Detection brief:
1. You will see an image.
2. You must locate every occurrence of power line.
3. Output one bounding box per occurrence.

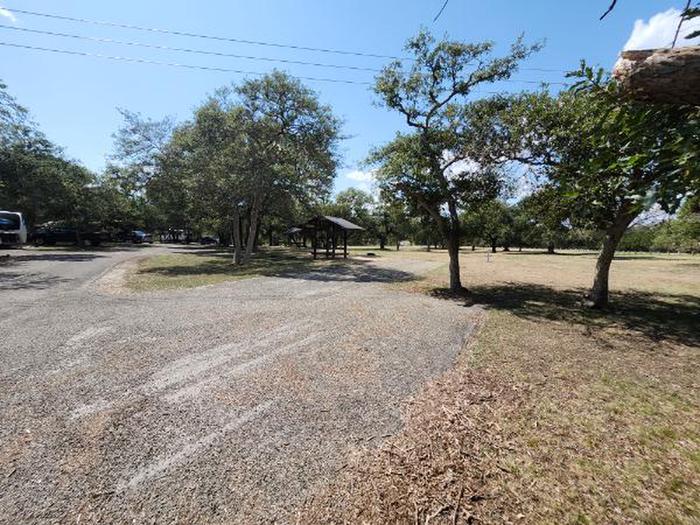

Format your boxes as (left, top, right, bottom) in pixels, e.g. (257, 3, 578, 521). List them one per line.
(0, 24, 384, 73)
(0, 41, 375, 85)
(0, 24, 570, 78)
(433, 0, 450, 22)
(0, 40, 570, 88)
(2, 6, 407, 61)
(0, 6, 572, 75)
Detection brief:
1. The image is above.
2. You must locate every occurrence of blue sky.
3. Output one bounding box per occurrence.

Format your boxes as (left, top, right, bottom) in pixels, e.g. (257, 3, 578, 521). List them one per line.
(1, 0, 696, 195)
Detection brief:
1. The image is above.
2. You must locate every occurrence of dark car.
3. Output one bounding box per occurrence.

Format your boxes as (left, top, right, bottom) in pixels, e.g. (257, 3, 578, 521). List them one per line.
(200, 235, 219, 245)
(132, 230, 154, 244)
(31, 224, 108, 246)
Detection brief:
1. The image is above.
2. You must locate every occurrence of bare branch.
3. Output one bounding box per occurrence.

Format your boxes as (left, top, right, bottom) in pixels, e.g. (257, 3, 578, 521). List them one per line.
(672, 0, 693, 48)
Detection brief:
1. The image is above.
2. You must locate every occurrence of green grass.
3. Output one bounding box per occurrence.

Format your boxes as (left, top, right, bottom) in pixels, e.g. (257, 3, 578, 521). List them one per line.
(125, 247, 326, 291)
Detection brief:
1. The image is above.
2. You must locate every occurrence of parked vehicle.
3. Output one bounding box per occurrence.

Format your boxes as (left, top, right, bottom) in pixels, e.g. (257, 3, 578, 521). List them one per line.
(200, 235, 219, 245)
(31, 223, 108, 246)
(131, 230, 154, 244)
(0, 210, 27, 247)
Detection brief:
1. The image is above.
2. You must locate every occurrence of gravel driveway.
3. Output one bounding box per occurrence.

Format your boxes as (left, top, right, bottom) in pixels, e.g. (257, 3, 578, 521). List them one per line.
(0, 246, 478, 523)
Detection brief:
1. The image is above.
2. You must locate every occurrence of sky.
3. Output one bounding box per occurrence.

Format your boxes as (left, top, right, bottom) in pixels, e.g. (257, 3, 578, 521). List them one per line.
(1, 0, 698, 196)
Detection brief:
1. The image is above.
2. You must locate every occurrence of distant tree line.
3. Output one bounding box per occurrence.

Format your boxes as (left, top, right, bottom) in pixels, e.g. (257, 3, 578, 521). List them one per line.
(320, 187, 699, 255)
(0, 80, 146, 243)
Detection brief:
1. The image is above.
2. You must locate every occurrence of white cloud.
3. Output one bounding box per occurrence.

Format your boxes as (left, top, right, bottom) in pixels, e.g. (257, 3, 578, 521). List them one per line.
(0, 5, 16, 23)
(345, 169, 375, 183)
(624, 8, 700, 50)
(343, 169, 378, 196)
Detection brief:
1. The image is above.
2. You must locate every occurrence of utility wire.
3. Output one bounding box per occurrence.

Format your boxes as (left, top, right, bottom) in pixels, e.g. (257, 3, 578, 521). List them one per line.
(0, 7, 571, 75)
(600, 0, 618, 20)
(433, 0, 450, 22)
(0, 24, 383, 73)
(0, 39, 570, 87)
(0, 24, 570, 75)
(0, 41, 375, 85)
(2, 6, 407, 61)
(1, 6, 572, 74)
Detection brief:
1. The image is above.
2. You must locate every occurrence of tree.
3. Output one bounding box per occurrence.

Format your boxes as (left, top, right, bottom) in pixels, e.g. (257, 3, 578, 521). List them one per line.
(460, 210, 482, 250)
(651, 195, 700, 253)
(232, 71, 341, 262)
(371, 31, 541, 291)
(332, 188, 374, 225)
(476, 200, 512, 253)
(509, 202, 536, 251)
(142, 71, 343, 263)
(0, 79, 99, 232)
(499, 67, 700, 307)
(381, 200, 412, 250)
(107, 108, 176, 232)
(520, 187, 570, 254)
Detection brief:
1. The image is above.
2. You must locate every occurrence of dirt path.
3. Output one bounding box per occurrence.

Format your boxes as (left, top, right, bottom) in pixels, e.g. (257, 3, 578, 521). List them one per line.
(0, 246, 478, 523)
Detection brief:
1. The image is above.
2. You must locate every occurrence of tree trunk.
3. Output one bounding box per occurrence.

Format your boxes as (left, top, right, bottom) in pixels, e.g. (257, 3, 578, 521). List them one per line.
(252, 216, 261, 252)
(447, 228, 462, 292)
(589, 212, 636, 309)
(491, 243, 497, 253)
(446, 200, 463, 292)
(243, 194, 261, 262)
(379, 235, 386, 250)
(232, 207, 243, 265)
(547, 242, 555, 254)
(613, 47, 700, 106)
(396, 238, 400, 251)
(503, 245, 510, 252)
(472, 244, 476, 251)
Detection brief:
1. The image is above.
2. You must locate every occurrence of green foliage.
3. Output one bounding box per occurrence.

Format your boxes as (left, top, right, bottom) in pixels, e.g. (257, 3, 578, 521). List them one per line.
(617, 225, 660, 252)
(370, 31, 540, 287)
(623, 197, 700, 253)
(519, 187, 570, 251)
(115, 71, 343, 251)
(683, 4, 700, 40)
(503, 67, 700, 230)
(474, 200, 513, 250)
(0, 79, 106, 230)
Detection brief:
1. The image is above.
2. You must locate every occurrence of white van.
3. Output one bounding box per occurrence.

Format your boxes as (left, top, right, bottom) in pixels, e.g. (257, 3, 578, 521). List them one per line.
(0, 211, 27, 247)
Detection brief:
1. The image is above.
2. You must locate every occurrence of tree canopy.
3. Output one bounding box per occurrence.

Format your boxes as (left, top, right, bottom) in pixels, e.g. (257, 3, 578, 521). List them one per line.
(487, 66, 700, 306)
(370, 31, 541, 291)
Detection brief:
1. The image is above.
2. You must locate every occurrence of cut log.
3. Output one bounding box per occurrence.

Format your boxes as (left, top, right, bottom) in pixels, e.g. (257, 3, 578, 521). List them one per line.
(613, 46, 700, 106)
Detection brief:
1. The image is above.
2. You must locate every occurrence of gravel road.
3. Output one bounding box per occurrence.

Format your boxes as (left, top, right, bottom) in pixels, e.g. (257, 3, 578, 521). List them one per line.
(0, 246, 478, 523)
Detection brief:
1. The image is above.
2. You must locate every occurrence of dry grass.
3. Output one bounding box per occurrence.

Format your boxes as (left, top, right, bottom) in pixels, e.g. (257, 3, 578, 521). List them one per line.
(301, 248, 700, 524)
(125, 246, 324, 291)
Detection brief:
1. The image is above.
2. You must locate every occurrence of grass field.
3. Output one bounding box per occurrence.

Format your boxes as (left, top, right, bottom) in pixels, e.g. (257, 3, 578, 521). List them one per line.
(302, 247, 700, 524)
(126, 245, 699, 522)
(125, 246, 325, 292)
